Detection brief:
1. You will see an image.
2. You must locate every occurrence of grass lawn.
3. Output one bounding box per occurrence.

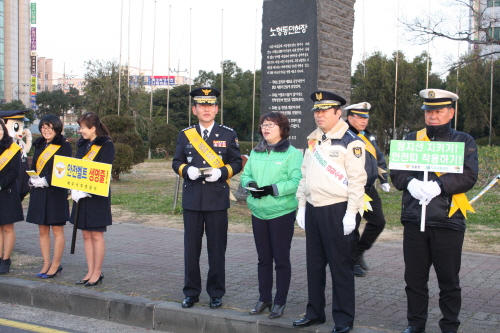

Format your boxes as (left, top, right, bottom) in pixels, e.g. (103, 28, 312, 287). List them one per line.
(111, 159, 500, 254)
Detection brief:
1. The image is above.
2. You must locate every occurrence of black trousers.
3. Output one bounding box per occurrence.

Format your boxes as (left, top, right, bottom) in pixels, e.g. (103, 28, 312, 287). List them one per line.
(183, 209, 228, 299)
(252, 211, 295, 306)
(351, 186, 386, 263)
(403, 222, 464, 332)
(304, 201, 355, 327)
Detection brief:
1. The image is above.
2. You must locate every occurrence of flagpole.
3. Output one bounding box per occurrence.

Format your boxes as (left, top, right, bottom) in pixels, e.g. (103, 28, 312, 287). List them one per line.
(220, 8, 224, 125)
(252, 8, 258, 147)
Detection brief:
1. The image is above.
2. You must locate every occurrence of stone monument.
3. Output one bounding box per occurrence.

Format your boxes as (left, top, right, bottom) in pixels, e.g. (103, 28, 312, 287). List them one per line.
(260, 0, 355, 150)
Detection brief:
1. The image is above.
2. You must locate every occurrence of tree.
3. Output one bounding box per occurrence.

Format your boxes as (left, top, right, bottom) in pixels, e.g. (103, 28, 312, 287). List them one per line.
(101, 115, 147, 180)
(0, 100, 35, 123)
(446, 52, 500, 138)
(35, 89, 70, 118)
(402, 0, 500, 61)
(351, 51, 443, 153)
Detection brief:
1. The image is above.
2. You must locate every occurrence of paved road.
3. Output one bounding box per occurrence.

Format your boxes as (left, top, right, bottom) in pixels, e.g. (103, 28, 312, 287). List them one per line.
(2, 220, 500, 333)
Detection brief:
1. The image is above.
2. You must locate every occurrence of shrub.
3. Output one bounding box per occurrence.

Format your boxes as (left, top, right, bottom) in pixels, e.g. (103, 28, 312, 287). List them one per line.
(111, 143, 134, 180)
(149, 123, 178, 158)
(238, 141, 257, 156)
(476, 136, 500, 146)
(101, 115, 147, 179)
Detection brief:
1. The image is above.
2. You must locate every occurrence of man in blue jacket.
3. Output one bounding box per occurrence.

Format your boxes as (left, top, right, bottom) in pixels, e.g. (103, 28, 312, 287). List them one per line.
(345, 102, 390, 277)
(390, 89, 478, 333)
(172, 87, 242, 310)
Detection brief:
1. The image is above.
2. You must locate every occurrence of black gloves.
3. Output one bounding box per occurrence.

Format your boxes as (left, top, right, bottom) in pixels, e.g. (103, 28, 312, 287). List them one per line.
(250, 185, 274, 199)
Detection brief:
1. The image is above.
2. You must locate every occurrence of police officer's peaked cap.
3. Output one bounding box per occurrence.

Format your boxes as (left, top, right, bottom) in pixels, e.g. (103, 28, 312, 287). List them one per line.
(310, 91, 346, 111)
(190, 87, 221, 105)
(419, 89, 458, 110)
(0, 110, 30, 121)
(345, 102, 371, 118)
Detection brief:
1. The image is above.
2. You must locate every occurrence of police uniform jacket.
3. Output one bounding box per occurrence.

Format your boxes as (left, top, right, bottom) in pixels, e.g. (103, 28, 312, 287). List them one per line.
(347, 123, 388, 188)
(70, 136, 115, 229)
(0, 138, 24, 225)
(390, 123, 478, 231)
(172, 123, 242, 211)
(296, 118, 367, 214)
(26, 136, 72, 225)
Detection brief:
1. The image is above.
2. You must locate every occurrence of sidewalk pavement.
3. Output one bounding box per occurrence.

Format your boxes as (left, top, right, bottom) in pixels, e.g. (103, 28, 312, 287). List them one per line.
(1, 219, 499, 333)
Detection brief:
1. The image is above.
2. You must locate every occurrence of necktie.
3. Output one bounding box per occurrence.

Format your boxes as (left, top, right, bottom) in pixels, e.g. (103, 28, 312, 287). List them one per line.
(203, 129, 209, 141)
(321, 134, 327, 142)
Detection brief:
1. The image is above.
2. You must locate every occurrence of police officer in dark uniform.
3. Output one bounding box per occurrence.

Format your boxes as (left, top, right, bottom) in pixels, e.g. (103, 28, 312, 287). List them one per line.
(390, 89, 478, 333)
(345, 102, 390, 277)
(172, 87, 242, 310)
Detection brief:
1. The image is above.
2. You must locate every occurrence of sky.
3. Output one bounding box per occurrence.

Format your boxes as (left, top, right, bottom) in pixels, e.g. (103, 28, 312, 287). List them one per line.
(35, 0, 469, 80)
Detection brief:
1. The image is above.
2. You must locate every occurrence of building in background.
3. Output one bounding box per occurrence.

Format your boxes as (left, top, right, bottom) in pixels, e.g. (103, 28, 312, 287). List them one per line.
(37, 56, 53, 91)
(1, 0, 31, 106)
(128, 66, 193, 92)
(470, 0, 500, 57)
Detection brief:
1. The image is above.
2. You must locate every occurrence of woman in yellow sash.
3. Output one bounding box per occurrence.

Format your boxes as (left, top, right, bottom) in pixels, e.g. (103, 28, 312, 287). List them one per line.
(70, 112, 115, 287)
(26, 115, 72, 278)
(0, 119, 24, 275)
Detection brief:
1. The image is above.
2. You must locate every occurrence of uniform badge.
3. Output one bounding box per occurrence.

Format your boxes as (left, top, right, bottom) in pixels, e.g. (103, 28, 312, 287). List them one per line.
(428, 90, 435, 99)
(213, 140, 226, 148)
(187, 157, 193, 163)
(215, 133, 219, 137)
(235, 138, 240, 147)
(353, 147, 362, 158)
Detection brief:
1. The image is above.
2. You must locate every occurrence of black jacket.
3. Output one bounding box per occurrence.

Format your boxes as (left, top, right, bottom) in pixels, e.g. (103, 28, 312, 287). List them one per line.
(390, 122, 478, 231)
(172, 123, 242, 211)
(70, 136, 115, 229)
(347, 123, 388, 188)
(26, 135, 72, 225)
(0, 138, 24, 224)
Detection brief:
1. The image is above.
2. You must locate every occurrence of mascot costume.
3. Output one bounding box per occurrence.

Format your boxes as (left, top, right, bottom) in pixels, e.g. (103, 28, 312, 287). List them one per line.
(0, 110, 32, 200)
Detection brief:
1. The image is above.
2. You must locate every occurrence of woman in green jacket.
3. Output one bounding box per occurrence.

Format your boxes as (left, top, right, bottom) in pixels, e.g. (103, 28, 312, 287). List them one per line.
(240, 112, 303, 319)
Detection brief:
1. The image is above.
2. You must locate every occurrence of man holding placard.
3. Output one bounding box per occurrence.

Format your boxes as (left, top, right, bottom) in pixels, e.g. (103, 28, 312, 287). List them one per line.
(172, 87, 242, 310)
(390, 89, 478, 333)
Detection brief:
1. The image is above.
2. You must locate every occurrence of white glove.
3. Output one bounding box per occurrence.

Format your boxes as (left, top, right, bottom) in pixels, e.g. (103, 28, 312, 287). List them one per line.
(296, 207, 306, 230)
(342, 211, 357, 236)
(381, 183, 391, 192)
(419, 180, 442, 205)
(30, 177, 48, 188)
(407, 179, 426, 201)
(71, 190, 92, 203)
(38, 177, 49, 187)
(187, 167, 200, 180)
(205, 168, 222, 182)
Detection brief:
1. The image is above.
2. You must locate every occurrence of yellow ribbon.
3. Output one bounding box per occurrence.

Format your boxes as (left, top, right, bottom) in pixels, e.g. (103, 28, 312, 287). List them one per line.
(36, 144, 61, 174)
(0, 144, 21, 172)
(416, 129, 475, 218)
(357, 133, 377, 160)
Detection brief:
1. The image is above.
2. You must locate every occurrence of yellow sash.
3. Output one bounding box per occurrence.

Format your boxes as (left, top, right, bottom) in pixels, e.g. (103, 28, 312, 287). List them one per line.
(0, 144, 21, 172)
(357, 133, 377, 160)
(36, 144, 61, 174)
(416, 128, 475, 218)
(184, 127, 234, 182)
(83, 145, 102, 161)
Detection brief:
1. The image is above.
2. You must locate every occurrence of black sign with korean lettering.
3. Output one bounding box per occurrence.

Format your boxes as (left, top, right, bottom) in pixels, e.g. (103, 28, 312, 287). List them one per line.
(261, 0, 318, 151)
(30, 56, 37, 74)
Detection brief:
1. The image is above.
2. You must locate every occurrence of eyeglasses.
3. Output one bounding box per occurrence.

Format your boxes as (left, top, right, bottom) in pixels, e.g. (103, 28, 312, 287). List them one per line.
(260, 123, 277, 129)
(41, 126, 54, 132)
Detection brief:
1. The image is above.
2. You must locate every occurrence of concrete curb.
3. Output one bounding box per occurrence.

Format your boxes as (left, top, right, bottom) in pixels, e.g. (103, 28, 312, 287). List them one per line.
(0, 277, 393, 333)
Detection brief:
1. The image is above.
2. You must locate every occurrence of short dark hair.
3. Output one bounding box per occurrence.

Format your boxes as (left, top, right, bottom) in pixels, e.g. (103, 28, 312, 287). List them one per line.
(39, 114, 63, 137)
(78, 112, 111, 138)
(259, 112, 291, 140)
(0, 119, 9, 140)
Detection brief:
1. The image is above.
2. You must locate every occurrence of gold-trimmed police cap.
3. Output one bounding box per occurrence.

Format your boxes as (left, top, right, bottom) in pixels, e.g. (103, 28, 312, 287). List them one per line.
(190, 87, 221, 105)
(310, 91, 346, 111)
(0, 110, 30, 121)
(345, 102, 371, 118)
(419, 89, 458, 110)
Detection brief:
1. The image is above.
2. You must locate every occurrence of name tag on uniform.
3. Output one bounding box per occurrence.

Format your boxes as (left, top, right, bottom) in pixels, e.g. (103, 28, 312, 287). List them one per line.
(213, 141, 226, 148)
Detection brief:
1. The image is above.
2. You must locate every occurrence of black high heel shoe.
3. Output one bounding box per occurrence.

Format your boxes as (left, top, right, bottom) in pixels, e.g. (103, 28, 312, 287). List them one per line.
(41, 265, 62, 279)
(269, 304, 286, 319)
(75, 278, 89, 285)
(249, 301, 272, 315)
(84, 273, 104, 287)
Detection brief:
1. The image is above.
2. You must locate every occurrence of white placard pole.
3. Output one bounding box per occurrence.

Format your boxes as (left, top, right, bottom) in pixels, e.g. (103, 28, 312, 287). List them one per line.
(420, 171, 428, 232)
